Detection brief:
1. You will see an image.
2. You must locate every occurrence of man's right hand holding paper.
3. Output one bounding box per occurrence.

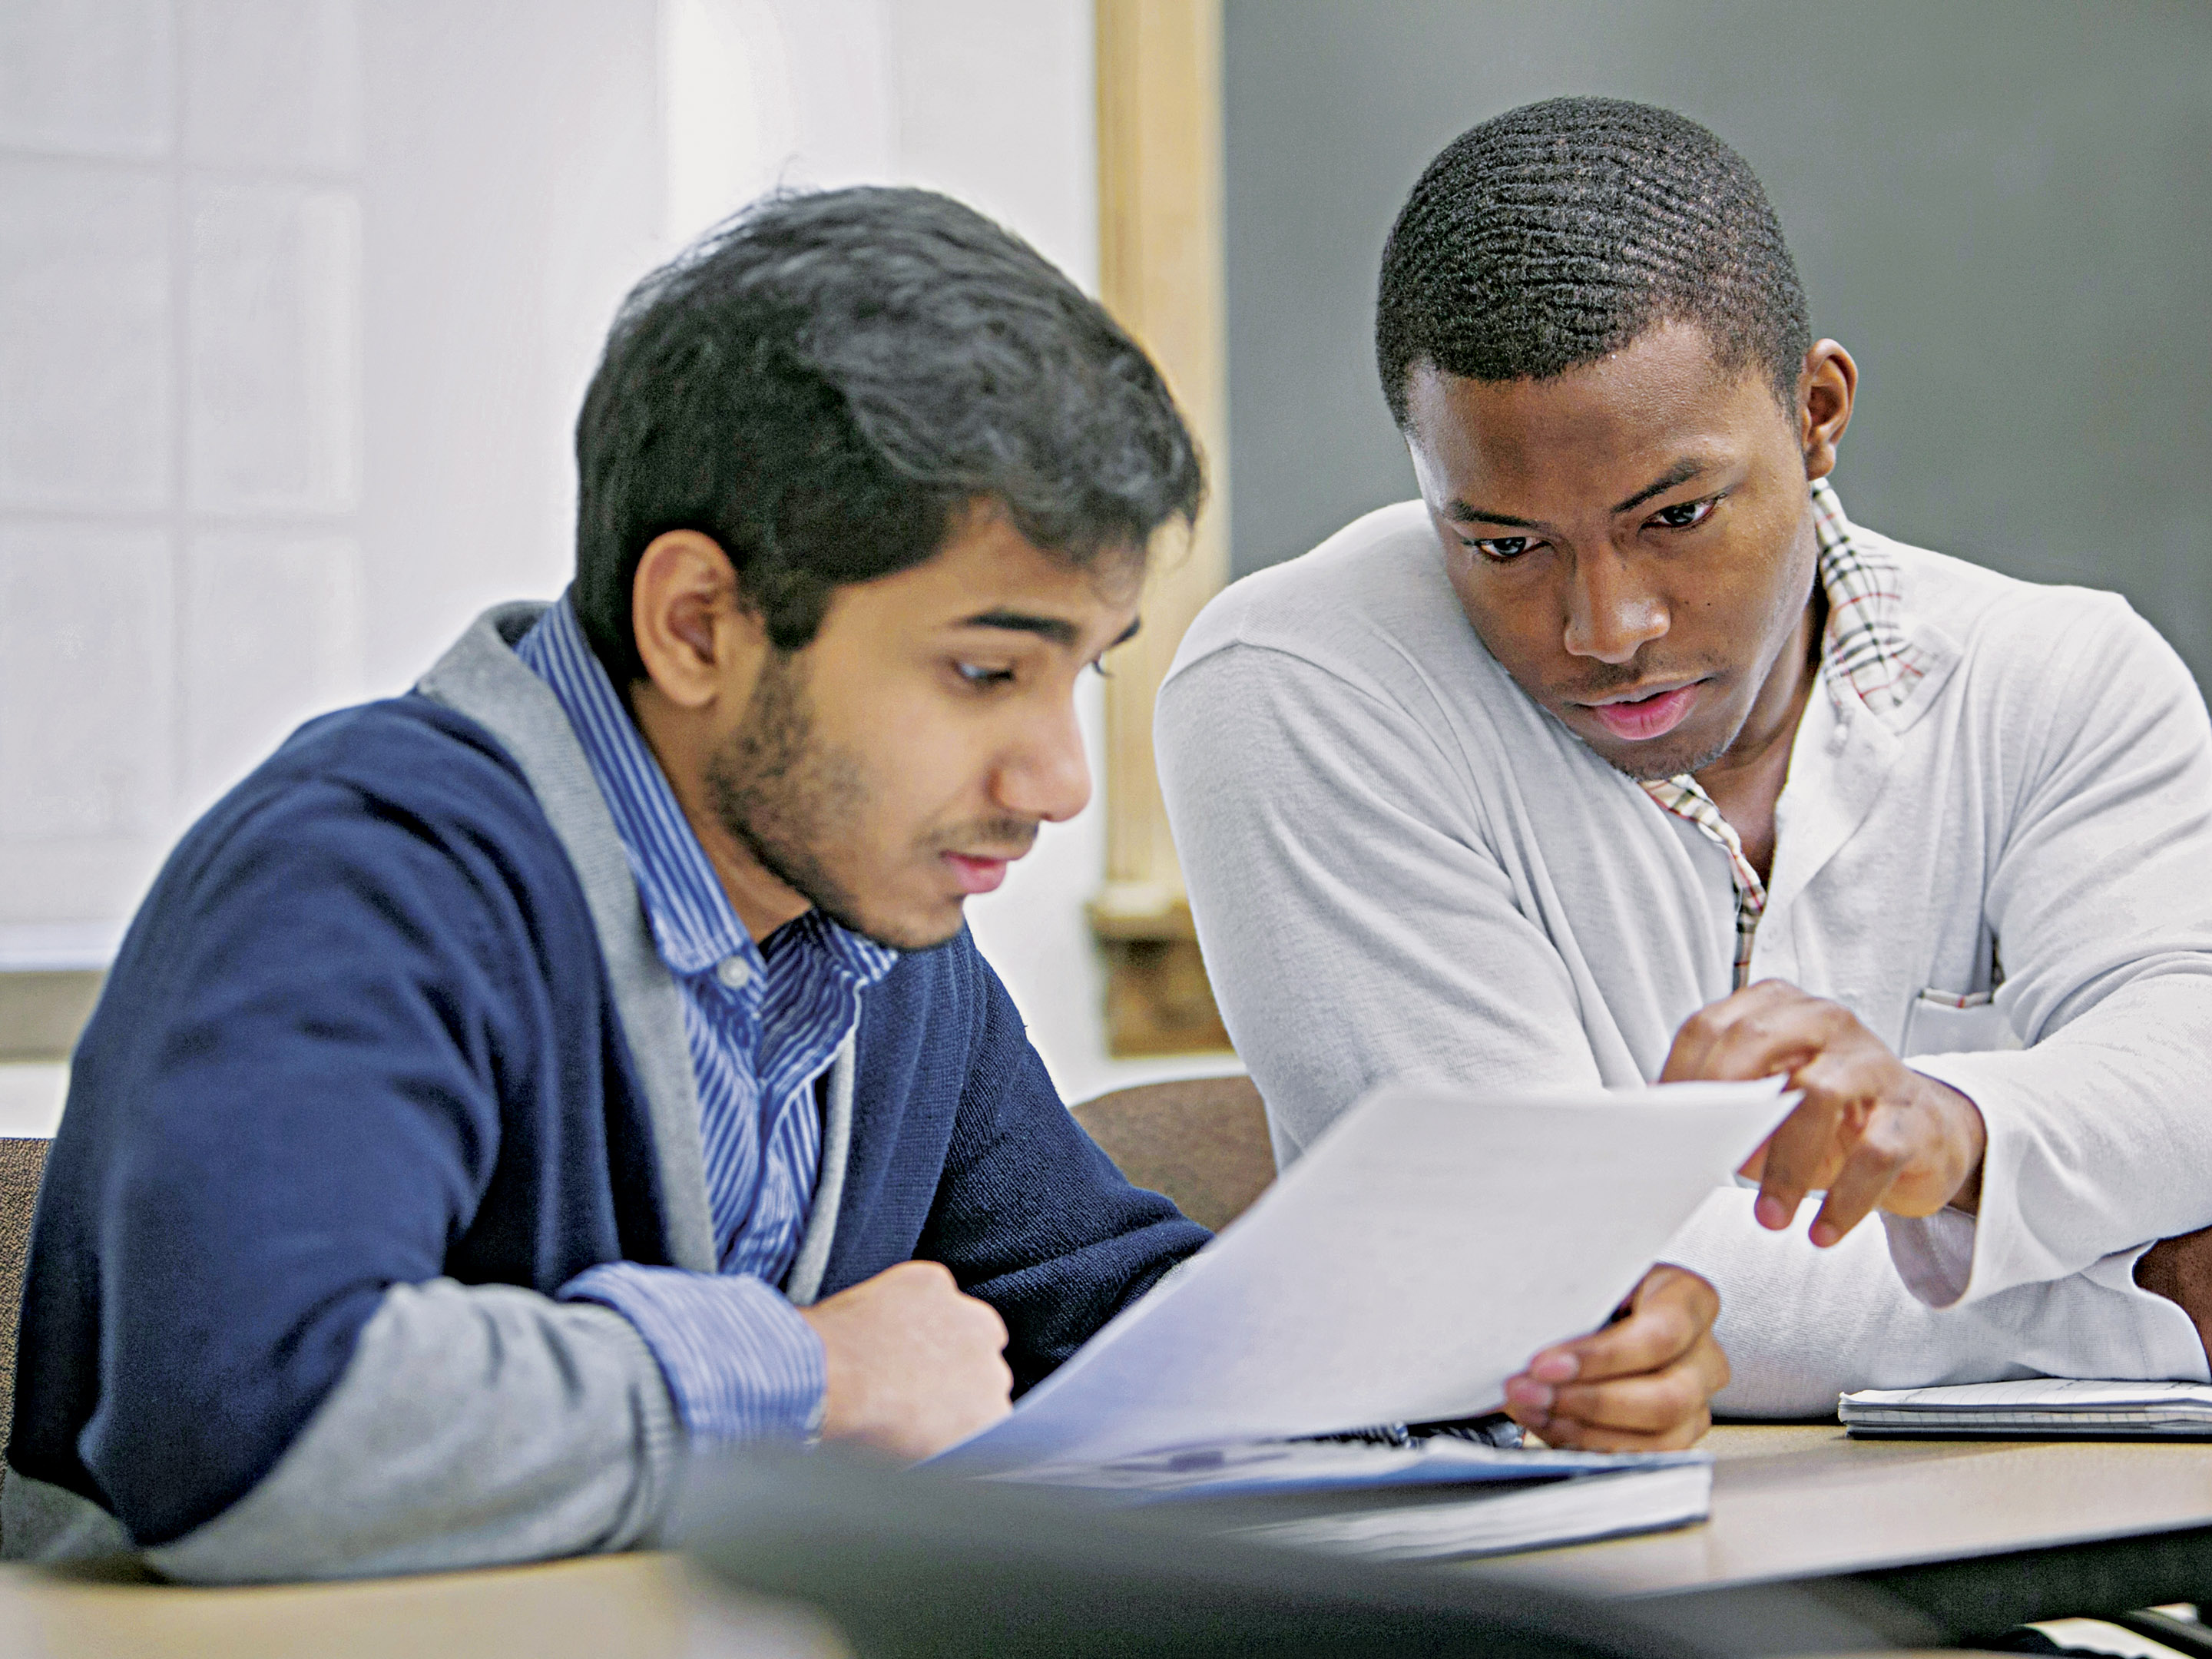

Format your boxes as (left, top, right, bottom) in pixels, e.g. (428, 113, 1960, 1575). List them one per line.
(1503, 1264, 1730, 1451)
(1501, 978, 1985, 1453)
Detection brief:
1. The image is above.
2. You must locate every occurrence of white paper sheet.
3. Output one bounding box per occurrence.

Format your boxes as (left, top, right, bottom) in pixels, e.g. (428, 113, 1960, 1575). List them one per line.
(939, 1078, 1794, 1473)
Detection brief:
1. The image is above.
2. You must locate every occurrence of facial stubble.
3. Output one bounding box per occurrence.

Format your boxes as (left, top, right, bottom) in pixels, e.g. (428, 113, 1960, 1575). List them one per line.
(704, 648, 885, 944)
(704, 651, 1037, 952)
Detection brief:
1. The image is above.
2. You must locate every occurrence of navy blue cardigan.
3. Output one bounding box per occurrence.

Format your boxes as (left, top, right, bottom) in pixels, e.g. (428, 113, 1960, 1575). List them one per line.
(9, 695, 1206, 1545)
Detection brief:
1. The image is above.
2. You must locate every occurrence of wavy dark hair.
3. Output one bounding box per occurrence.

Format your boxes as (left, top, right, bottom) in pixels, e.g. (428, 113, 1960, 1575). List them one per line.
(575, 187, 1204, 677)
(1376, 97, 1811, 424)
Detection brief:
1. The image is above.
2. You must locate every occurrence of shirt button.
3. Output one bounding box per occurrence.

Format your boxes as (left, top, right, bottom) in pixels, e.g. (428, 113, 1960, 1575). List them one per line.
(715, 956, 752, 991)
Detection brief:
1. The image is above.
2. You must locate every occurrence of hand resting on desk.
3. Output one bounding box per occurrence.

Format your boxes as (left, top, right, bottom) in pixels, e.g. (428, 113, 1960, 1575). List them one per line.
(799, 1260, 1014, 1460)
(2137, 1225, 2212, 1366)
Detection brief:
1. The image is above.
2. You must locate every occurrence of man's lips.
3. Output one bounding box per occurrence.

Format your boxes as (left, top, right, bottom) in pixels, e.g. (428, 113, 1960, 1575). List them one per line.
(942, 852, 1015, 895)
(1575, 680, 1704, 742)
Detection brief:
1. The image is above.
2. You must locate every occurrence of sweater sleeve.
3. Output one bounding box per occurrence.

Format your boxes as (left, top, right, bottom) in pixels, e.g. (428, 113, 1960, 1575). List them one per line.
(141, 1285, 683, 1582)
(1888, 597, 2212, 1304)
(919, 941, 1210, 1392)
(51, 753, 684, 1573)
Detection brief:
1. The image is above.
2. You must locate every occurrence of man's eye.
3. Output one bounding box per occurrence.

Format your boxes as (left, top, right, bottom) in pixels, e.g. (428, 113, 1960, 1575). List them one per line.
(1467, 536, 1532, 562)
(955, 662, 1016, 687)
(1651, 498, 1717, 530)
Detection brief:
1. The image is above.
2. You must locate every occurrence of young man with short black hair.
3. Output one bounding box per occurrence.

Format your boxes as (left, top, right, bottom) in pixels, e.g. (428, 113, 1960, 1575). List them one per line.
(1162, 98, 2212, 1444)
(5, 187, 1217, 1580)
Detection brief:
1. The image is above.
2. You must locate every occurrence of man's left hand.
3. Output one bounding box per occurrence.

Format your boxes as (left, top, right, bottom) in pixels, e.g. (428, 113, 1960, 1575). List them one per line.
(1502, 1264, 1728, 1451)
(1663, 980, 1986, 1248)
(2136, 1224, 2212, 1365)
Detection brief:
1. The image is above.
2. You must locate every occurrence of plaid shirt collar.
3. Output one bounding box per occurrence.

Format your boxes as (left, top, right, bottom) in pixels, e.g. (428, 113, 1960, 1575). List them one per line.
(1806, 477, 1926, 717)
(1639, 480, 1928, 987)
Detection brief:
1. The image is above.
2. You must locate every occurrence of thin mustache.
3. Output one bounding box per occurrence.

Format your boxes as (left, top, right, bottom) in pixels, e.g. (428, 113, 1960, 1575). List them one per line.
(1567, 667, 1706, 704)
(933, 820, 1038, 859)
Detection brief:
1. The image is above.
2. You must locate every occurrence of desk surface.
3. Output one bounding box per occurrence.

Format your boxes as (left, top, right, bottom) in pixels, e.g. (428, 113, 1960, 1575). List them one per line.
(9, 1426, 2212, 1655)
(0, 1551, 846, 1659)
(1489, 1422, 2212, 1600)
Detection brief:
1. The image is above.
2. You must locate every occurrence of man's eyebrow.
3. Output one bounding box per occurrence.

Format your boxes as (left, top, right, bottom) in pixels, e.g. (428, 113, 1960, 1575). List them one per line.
(1611, 459, 1709, 516)
(1442, 460, 1716, 528)
(954, 609, 1081, 647)
(1442, 498, 1540, 529)
(1108, 616, 1141, 650)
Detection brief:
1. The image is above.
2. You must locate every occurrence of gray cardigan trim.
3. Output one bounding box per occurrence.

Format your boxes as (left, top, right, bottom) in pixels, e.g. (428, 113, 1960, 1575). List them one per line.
(415, 601, 717, 1273)
(137, 1290, 684, 1582)
(784, 1029, 856, 1307)
(3, 1267, 690, 1581)
(1, 1469, 133, 1564)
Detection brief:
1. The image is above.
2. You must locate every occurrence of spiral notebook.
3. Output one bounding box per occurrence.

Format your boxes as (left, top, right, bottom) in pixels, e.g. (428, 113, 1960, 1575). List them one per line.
(1840, 1379, 2212, 1438)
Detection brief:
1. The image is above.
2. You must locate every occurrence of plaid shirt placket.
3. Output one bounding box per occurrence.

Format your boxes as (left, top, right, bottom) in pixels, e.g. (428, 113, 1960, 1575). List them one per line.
(1638, 481, 1926, 990)
(1638, 776, 1767, 989)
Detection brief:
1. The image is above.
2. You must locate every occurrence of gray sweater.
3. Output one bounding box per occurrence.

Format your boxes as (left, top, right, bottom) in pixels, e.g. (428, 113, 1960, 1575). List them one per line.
(1160, 497, 2212, 1414)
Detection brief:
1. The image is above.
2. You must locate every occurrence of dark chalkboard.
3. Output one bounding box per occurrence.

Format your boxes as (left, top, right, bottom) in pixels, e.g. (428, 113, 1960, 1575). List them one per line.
(1224, 0, 2212, 683)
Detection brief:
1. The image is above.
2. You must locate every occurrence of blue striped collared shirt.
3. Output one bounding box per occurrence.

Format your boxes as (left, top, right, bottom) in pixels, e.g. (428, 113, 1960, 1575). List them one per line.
(515, 595, 896, 1444)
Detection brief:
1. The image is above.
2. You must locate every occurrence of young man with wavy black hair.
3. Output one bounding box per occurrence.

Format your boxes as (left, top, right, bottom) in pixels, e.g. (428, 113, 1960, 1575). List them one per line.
(5, 188, 1214, 1581)
(1163, 98, 2212, 1444)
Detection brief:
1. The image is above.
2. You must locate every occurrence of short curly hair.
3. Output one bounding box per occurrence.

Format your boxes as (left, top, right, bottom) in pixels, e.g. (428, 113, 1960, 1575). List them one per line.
(1376, 97, 1811, 425)
(574, 187, 1204, 678)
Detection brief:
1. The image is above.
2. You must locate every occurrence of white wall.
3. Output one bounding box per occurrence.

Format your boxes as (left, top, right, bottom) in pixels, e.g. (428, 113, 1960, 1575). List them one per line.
(2, 0, 359, 966)
(661, 0, 1242, 1104)
(0, 0, 1239, 1113)
(0, 0, 663, 970)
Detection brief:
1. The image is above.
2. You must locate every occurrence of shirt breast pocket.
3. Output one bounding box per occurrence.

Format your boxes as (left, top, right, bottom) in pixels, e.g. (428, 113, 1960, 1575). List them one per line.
(1899, 989, 2023, 1059)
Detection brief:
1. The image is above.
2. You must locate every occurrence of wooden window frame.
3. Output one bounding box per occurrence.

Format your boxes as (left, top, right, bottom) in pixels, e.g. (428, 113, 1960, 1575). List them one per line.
(1088, 0, 1234, 1055)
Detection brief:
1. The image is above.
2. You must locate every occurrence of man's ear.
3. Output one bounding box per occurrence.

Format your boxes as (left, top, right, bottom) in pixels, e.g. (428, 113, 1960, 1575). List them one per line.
(630, 530, 764, 711)
(1798, 339, 1857, 482)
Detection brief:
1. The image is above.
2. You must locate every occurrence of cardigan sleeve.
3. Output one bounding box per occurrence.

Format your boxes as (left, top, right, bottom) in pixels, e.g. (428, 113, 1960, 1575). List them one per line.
(917, 941, 1210, 1392)
(31, 733, 687, 1576)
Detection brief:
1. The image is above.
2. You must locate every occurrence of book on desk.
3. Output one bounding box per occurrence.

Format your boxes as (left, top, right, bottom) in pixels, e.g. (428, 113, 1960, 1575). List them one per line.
(983, 1432, 1714, 1561)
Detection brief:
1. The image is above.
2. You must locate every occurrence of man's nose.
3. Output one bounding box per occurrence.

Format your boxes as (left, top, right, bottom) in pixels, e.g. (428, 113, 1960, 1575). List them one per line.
(996, 699, 1094, 825)
(1562, 548, 1667, 664)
